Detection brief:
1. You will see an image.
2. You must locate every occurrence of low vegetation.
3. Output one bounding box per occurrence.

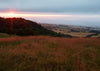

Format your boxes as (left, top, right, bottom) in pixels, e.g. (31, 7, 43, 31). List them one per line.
(0, 17, 72, 37)
(0, 33, 16, 38)
(0, 36, 100, 71)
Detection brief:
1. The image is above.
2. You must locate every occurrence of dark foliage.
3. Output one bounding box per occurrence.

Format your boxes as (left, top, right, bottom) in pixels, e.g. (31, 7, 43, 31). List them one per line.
(0, 17, 72, 37)
(89, 30, 100, 34)
(86, 30, 100, 37)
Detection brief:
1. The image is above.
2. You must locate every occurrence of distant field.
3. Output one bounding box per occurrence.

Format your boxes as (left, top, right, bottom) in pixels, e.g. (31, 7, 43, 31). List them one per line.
(53, 29, 94, 37)
(0, 36, 100, 71)
(91, 34, 100, 38)
(41, 24, 100, 37)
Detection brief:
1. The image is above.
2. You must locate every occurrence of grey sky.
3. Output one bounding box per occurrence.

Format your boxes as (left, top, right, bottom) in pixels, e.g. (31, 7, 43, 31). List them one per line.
(0, 0, 100, 12)
(0, 0, 100, 27)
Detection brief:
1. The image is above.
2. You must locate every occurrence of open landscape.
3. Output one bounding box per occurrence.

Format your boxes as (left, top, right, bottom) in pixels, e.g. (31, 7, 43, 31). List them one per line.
(0, 17, 100, 71)
(0, 0, 100, 71)
(41, 24, 100, 38)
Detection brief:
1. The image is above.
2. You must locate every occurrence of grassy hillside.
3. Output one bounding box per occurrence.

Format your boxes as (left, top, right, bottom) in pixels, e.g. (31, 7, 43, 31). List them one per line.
(0, 17, 72, 37)
(0, 36, 100, 71)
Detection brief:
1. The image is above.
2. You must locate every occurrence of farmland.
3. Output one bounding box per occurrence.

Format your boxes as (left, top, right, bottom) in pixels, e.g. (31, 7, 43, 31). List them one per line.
(41, 24, 100, 38)
(0, 36, 100, 71)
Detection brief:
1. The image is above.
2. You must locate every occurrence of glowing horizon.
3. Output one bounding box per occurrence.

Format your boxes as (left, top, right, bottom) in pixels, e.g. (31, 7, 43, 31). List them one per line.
(0, 12, 70, 18)
(1, 12, 100, 18)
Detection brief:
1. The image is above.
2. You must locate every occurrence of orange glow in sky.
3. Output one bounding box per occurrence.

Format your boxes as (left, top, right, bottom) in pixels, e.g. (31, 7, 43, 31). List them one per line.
(0, 12, 100, 18)
(0, 12, 72, 18)
(9, 12, 15, 17)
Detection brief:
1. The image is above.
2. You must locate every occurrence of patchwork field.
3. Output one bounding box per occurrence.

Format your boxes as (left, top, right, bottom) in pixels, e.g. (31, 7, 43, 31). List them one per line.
(0, 36, 100, 71)
(52, 29, 94, 38)
(41, 24, 100, 38)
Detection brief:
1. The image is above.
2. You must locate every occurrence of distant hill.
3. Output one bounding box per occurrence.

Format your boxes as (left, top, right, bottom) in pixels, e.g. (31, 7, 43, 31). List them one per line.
(0, 17, 72, 37)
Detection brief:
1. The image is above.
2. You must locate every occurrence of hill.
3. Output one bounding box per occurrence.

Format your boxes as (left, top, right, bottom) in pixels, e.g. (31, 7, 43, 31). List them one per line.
(0, 36, 100, 71)
(0, 17, 72, 37)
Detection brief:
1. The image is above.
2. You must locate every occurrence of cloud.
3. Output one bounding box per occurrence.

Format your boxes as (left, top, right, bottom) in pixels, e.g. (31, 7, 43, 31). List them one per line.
(0, 0, 100, 12)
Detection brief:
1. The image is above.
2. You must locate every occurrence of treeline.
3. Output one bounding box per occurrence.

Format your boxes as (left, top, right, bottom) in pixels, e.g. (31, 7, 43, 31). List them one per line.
(0, 17, 72, 37)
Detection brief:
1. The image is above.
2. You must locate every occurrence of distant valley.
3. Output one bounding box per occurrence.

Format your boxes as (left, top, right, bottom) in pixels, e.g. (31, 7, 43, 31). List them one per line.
(40, 23, 100, 38)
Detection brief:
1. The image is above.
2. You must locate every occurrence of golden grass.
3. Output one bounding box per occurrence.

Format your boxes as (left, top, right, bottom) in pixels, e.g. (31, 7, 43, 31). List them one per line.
(0, 36, 100, 71)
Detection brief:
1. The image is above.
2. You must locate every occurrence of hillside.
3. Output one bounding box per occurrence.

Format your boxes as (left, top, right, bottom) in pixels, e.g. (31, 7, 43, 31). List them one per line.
(0, 17, 72, 37)
(0, 36, 100, 71)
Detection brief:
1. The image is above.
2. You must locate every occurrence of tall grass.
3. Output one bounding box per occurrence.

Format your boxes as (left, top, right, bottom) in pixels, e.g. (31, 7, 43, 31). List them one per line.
(0, 36, 100, 71)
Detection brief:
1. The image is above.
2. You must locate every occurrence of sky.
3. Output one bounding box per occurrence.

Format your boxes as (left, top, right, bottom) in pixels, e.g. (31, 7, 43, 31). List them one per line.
(0, 0, 100, 27)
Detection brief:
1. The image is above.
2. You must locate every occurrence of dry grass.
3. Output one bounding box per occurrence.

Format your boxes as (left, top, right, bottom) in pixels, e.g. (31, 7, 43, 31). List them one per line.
(0, 36, 100, 71)
(53, 29, 94, 37)
(66, 32, 94, 37)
